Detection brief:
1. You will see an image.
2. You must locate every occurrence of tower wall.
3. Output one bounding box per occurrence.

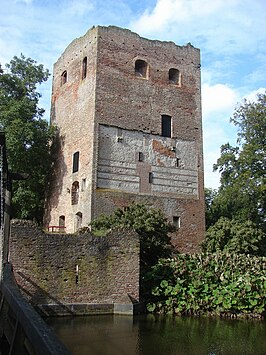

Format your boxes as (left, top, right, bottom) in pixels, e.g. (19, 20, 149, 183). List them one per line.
(44, 27, 98, 231)
(45, 26, 205, 252)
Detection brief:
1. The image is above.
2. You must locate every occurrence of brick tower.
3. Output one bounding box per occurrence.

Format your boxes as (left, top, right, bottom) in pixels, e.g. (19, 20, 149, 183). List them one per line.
(45, 26, 205, 252)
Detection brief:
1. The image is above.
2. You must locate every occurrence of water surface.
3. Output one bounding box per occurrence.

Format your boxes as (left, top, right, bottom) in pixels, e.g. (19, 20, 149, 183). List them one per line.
(47, 314, 266, 355)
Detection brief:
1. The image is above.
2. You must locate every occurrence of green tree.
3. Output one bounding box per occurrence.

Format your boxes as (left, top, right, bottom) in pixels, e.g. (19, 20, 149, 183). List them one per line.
(202, 217, 265, 255)
(0, 54, 54, 222)
(213, 92, 266, 231)
(205, 187, 219, 229)
(91, 203, 174, 266)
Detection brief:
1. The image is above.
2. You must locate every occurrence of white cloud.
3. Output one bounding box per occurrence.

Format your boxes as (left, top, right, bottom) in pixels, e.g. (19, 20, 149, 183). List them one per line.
(130, 0, 266, 56)
(201, 82, 240, 188)
(244, 87, 266, 103)
(131, 0, 224, 33)
(202, 83, 239, 118)
(202, 85, 266, 188)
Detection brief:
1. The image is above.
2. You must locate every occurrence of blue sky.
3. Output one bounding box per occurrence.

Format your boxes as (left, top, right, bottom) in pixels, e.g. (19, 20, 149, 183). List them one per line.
(1, 0, 265, 189)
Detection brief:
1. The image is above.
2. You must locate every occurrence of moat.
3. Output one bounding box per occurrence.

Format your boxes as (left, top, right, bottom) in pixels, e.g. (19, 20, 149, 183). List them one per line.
(46, 314, 266, 354)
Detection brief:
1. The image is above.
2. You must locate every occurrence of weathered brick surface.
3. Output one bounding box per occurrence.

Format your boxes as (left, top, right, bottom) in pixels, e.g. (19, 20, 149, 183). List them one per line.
(44, 25, 205, 253)
(9, 220, 140, 306)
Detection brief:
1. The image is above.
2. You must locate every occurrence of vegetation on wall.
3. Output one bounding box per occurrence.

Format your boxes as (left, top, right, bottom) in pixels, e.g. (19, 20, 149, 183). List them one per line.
(90, 203, 175, 295)
(0, 55, 55, 222)
(91, 203, 174, 265)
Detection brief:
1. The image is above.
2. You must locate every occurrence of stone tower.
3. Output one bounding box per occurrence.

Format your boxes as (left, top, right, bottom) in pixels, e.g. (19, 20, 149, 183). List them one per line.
(45, 25, 205, 252)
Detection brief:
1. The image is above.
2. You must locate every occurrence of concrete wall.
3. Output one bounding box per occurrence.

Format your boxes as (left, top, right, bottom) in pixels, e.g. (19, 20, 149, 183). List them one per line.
(9, 220, 140, 314)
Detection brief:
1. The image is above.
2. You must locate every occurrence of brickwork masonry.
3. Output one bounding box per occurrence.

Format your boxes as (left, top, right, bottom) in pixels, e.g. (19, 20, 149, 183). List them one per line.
(9, 220, 140, 316)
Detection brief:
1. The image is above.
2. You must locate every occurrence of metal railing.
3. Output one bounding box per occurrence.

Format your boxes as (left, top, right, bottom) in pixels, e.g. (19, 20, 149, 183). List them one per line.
(47, 226, 66, 233)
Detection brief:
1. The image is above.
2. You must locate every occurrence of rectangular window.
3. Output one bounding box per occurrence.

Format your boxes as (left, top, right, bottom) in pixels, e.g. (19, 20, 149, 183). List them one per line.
(117, 127, 123, 142)
(138, 152, 144, 162)
(81, 178, 86, 191)
(73, 151, 79, 173)
(161, 115, 172, 137)
(149, 172, 153, 183)
(82, 57, 87, 79)
(173, 216, 180, 229)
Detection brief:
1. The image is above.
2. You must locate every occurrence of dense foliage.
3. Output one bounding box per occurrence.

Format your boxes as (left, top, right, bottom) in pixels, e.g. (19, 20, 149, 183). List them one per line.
(213, 93, 265, 230)
(91, 203, 174, 268)
(147, 253, 266, 317)
(0, 55, 54, 222)
(202, 217, 265, 255)
(205, 93, 266, 254)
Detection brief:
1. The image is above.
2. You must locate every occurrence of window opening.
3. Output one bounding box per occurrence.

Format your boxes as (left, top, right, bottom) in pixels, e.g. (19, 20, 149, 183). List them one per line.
(169, 68, 180, 85)
(61, 70, 67, 85)
(173, 216, 180, 230)
(149, 172, 153, 184)
(161, 115, 172, 138)
(117, 127, 123, 142)
(71, 181, 79, 205)
(81, 178, 86, 191)
(59, 215, 65, 228)
(138, 152, 144, 162)
(82, 57, 87, 79)
(73, 151, 79, 173)
(75, 212, 82, 231)
(135, 59, 148, 78)
(176, 158, 180, 167)
(75, 264, 79, 284)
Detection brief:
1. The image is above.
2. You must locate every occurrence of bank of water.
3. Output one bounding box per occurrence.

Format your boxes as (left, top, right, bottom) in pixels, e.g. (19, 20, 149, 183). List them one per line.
(46, 314, 266, 354)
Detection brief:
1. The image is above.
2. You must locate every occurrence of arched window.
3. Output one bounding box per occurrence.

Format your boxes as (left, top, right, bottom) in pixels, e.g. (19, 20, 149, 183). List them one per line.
(169, 68, 180, 85)
(135, 59, 148, 78)
(82, 57, 87, 79)
(61, 70, 67, 85)
(75, 212, 82, 231)
(59, 215, 65, 227)
(71, 181, 79, 205)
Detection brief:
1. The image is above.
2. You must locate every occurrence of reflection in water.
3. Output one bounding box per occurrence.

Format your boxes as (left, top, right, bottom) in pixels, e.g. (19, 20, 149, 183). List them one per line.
(46, 314, 266, 355)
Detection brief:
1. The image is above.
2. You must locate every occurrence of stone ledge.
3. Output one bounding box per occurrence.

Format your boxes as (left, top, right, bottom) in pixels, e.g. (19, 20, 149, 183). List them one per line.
(38, 302, 145, 317)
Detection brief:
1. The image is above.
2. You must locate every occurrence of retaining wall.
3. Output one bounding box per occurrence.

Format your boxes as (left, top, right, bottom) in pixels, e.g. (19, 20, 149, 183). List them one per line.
(9, 220, 140, 315)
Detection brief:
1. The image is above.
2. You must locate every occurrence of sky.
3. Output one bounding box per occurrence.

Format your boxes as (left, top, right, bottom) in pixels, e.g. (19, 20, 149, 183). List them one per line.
(1, 0, 265, 189)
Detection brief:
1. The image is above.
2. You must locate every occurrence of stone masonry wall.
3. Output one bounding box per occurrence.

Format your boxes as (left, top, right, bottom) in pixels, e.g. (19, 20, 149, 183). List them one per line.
(9, 220, 140, 310)
(98, 124, 199, 197)
(44, 26, 99, 230)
